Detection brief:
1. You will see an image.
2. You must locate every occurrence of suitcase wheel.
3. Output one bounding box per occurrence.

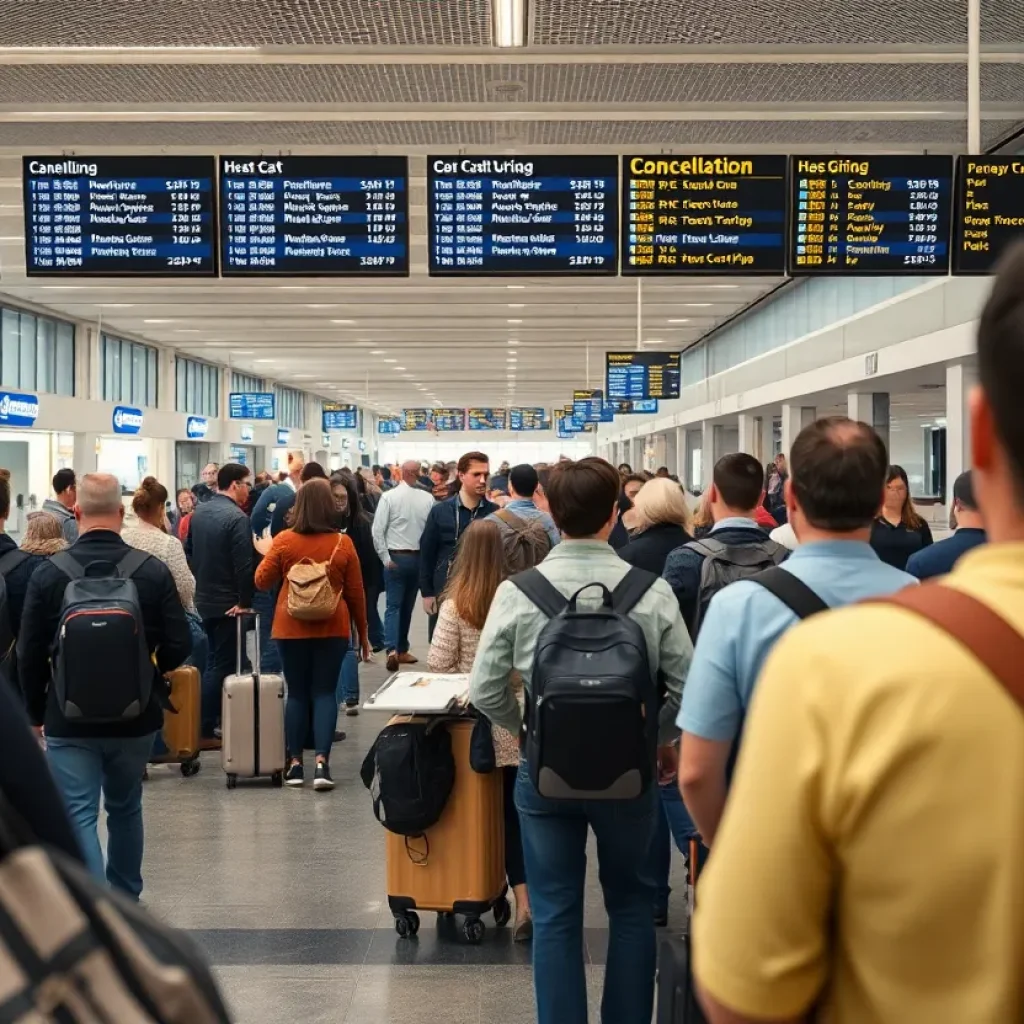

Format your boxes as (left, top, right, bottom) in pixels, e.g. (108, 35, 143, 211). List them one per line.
(493, 898, 511, 928)
(463, 918, 485, 944)
(180, 757, 201, 778)
(271, 771, 284, 788)
(394, 911, 419, 939)
(226, 774, 238, 790)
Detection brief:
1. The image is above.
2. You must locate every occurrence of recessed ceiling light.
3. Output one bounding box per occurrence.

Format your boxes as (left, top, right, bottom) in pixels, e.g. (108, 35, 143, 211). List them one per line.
(102, 303, 134, 308)
(383, 359, 397, 364)
(279, 286, 311, 290)
(231, 350, 254, 355)
(667, 318, 691, 324)
(395, 366, 406, 371)
(645, 338, 665, 344)
(507, 319, 522, 324)
(331, 319, 356, 325)
(306, 304, 337, 309)
(508, 303, 525, 309)
(255, 359, 275, 364)
(684, 303, 712, 308)
(402, 374, 415, 379)
(175, 329, 200, 334)
(507, 357, 517, 363)
(370, 350, 386, 355)
(143, 319, 173, 324)
(507, 284, 525, 289)
(508, 348, 517, 354)
(292, 374, 315, 379)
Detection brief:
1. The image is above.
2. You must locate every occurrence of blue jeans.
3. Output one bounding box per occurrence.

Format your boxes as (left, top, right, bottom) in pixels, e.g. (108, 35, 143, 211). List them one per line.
(515, 762, 658, 1024)
(650, 782, 699, 916)
(337, 635, 359, 707)
(366, 584, 385, 650)
(383, 552, 419, 655)
(46, 733, 157, 900)
(251, 588, 282, 673)
(278, 637, 347, 759)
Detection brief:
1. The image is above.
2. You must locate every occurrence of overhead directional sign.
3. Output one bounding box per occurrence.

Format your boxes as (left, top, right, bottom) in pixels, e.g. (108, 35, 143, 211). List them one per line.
(606, 351, 681, 401)
(573, 389, 604, 423)
(229, 392, 275, 420)
(468, 408, 506, 430)
(322, 402, 358, 430)
(509, 408, 548, 430)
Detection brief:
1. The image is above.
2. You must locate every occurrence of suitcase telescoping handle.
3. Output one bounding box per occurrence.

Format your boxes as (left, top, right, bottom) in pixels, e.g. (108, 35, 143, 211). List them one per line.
(234, 609, 260, 682)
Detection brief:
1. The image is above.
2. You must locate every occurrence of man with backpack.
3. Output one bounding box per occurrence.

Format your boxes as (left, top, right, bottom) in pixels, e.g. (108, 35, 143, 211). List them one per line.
(469, 457, 691, 1024)
(488, 463, 559, 574)
(18, 473, 192, 900)
(663, 452, 788, 638)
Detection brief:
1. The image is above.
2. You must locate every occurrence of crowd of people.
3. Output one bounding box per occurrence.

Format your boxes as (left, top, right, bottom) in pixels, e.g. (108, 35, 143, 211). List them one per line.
(1, 251, 1022, 1024)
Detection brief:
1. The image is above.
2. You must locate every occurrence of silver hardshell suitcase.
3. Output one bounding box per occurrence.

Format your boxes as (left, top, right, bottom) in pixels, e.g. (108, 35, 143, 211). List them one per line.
(222, 611, 286, 788)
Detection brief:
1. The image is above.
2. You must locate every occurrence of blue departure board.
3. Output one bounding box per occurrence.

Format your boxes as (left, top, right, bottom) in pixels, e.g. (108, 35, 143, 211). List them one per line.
(573, 389, 604, 423)
(428, 155, 619, 275)
(468, 408, 506, 430)
(606, 352, 681, 401)
(23, 156, 216, 276)
(322, 403, 358, 430)
(607, 399, 659, 415)
(622, 155, 788, 275)
(378, 417, 402, 434)
(402, 410, 431, 431)
(789, 155, 953, 274)
(229, 392, 275, 420)
(219, 156, 409, 276)
(557, 413, 583, 436)
(434, 408, 466, 431)
(509, 407, 548, 431)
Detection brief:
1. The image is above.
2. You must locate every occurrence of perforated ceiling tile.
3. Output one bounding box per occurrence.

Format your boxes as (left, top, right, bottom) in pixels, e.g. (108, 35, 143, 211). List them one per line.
(531, 0, 1019, 46)
(0, 0, 493, 47)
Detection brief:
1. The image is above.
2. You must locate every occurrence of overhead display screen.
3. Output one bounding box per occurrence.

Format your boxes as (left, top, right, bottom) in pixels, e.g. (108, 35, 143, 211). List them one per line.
(606, 351, 681, 401)
(402, 409, 431, 431)
(468, 408, 506, 430)
(219, 156, 408, 276)
(573, 389, 604, 423)
(622, 155, 788, 275)
(509, 407, 548, 431)
(789, 155, 953, 275)
(557, 413, 582, 435)
(953, 157, 1024, 275)
(229, 392, 275, 420)
(23, 155, 216, 276)
(606, 399, 659, 415)
(428, 155, 619, 275)
(434, 408, 466, 431)
(378, 417, 402, 434)
(322, 402, 358, 430)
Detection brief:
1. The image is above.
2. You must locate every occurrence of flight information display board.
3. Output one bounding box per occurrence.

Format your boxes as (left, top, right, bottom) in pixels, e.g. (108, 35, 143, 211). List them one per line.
(557, 414, 582, 435)
(573, 389, 604, 423)
(953, 157, 1024, 275)
(605, 398, 659, 415)
(322, 402, 358, 430)
(229, 392, 275, 420)
(219, 156, 408, 276)
(378, 417, 402, 434)
(428, 155, 619, 275)
(789, 155, 953, 275)
(622, 155, 788, 275)
(606, 351, 681, 401)
(23, 155, 217, 276)
(468, 408, 506, 430)
(509, 407, 548, 431)
(433, 408, 466, 431)
(402, 409, 431, 431)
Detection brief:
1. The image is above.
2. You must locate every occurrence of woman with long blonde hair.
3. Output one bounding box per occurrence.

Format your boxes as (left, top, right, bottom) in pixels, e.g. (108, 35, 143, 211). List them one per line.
(619, 477, 693, 576)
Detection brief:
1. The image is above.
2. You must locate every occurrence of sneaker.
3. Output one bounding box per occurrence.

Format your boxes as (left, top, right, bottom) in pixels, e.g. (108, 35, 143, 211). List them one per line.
(313, 762, 335, 791)
(333, 730, 347, 743)
(345, 701, 359, 717)
(372, 644, 385, 654)
(397, 652, 419, 665)
(386, 649, 399, 672)
(285, 762, 304, 787)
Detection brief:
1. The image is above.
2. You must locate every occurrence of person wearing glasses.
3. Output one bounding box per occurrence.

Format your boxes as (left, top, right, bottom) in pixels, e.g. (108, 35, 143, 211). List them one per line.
(185, 462, 255, 747)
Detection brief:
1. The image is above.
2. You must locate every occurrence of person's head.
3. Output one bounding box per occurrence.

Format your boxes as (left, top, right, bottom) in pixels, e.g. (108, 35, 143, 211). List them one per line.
(457, 452, 490, 501)
(53, 468, 76, 509)
(132, 476, 170, 530)
(442, 519, 506, 630)
(631, 477, 692, 534)
(201, 463, 218, 487)
(655, 466, 670, 478)
(75, 473, 125, 533)
(286, 450, 305, 483)
(299, 461, 328, 486)
(21, 511, 67, 555)
(291, 478, 337, 535)
(381, 465, 393, 484)
(498, 461, 511, 476)
(217, 463, 251, 507)
(622, 473, 647, 505)
(330, 471, 363, 525)
(535, 467, 552, 513)
(708, 453, 764, 521)
(950, 470, 985, 530)
(774, 453, 788, 475)
(882, 465, 925, 529)
(785, 417, 889, 541)
(617, 463, 632, 477)
(175, 487, 194, 515)
(429, 464, 446, 486)
(398, 459, 420, 485)
(546, 457, 621, 540)
(0, 468, 9, 523)
(508, 464, 539, 501)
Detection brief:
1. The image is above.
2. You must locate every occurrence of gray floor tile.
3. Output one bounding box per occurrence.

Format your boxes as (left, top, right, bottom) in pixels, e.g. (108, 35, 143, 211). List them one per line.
(345, 966, 480, 1024)
(215, 966, 361, 1024)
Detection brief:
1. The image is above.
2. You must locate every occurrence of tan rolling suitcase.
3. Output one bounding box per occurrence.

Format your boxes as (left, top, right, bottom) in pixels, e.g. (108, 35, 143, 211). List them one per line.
(151, 665, 202, 778)
(385, 717, 509, 942)
(221, 612, 286, 789)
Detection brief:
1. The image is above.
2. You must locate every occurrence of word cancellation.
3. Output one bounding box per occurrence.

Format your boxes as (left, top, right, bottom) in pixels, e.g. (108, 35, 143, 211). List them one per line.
(954, 158, 1024, 274)
(219, 156, 409, 275)
(790, 156, 953, 274)
(623, 156, 787, 274)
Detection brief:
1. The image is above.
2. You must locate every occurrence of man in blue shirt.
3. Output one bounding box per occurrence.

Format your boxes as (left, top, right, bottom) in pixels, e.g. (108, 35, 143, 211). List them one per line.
(678, 417, 916, 845)
(489, 463, 561, 547)
(907, 470, 987, 580)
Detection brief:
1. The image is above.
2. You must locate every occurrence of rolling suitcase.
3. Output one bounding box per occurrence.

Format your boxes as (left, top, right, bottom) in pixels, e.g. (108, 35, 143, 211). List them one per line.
(385, 717, 510, 943)
(657, 837, 708, 1023)
(151, 665, 202, 777)
(221, 612, 286, 789)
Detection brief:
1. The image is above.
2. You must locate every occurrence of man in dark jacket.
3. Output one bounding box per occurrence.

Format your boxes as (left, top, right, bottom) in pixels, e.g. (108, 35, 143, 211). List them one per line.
(19, 473, 191, 899)
(419, 451, 497, 641)
(186, 462, 255, 742)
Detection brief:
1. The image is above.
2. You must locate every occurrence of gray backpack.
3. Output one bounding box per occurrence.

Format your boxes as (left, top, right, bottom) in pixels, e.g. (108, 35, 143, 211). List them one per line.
(686, 537, 788, 636)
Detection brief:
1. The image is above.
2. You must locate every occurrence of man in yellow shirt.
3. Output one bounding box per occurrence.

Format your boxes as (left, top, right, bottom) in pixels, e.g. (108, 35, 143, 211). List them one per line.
(692, 245, 1024, 1024)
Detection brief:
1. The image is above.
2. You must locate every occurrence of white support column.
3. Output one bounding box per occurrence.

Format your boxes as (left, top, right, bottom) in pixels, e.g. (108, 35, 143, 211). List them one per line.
(758, 414, 775, 464)
(73, 432, 101, 475)
(158, 347, 176, 412)
(848, 391, 891, 452)
(737, 413, 755, 457)
(675, 425, 686, 479)
(946, 362, 979, 503)
(780, 404, 815, 463)
(701, 420, 716, 488)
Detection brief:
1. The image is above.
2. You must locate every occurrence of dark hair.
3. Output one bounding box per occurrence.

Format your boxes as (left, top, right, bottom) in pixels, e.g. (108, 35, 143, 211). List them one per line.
(0, 468, 10, 519)
(176, 487, 191, 502)
(885, 465, 926, 530)
(712, 453, 764, 512)
(789, 417, 888, 531)
(622, 473, 647, 491)
(53, 468, 76, 495)
(300, 461, 328, 483)
(953, 470, 977, 510)
(217, 462, 250, 491)
(509, 463, 539, 498)
(372, 464, 381, 473)
(132, 476, 169, 520)
(330, 471, 366, 526)
(546, 457, 620, 537)
(617, 463, 632, 475)
(380, 466, 392, 481)
(292, 478, 338, 535)
(537, 467, 551, 493)
(457, 451, 489, 475)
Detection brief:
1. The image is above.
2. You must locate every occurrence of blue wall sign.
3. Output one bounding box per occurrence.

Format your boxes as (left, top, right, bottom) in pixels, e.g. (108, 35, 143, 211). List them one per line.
(276, 428, 290, 446)
(239, 424, 254, 442)
(229, 392, 275, 420)
(0, 391, 39, 428)
(112, 405, 144, 435)
(321, 434, 330, 449)
(186, 416, 208, 439)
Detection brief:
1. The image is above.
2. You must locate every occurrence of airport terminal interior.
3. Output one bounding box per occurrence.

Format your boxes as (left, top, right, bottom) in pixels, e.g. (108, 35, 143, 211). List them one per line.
(0, 0, 1022, 1020)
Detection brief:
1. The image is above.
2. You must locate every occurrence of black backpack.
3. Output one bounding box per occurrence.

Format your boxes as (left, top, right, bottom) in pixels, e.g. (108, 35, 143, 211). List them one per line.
(360, 719, 456, 837)
(0, 548, 31, 686)
(50, 550, 154, 724)
(510, 566, 658, 801)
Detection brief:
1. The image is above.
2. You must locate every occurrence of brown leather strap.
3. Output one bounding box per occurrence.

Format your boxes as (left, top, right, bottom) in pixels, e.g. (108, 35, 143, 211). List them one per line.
(879, 585, 1024, 711)
(494, 509, 527, 533)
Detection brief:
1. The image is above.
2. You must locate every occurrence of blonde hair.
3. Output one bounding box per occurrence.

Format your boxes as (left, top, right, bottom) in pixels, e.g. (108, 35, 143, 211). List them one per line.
(692, 490, 713, 531)
(631, 477, 692, 533)
(22, 512, 67, 555)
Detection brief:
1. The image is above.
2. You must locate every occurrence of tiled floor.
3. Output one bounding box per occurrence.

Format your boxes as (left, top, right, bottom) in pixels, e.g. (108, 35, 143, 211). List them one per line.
(139, 607, 686, 1022)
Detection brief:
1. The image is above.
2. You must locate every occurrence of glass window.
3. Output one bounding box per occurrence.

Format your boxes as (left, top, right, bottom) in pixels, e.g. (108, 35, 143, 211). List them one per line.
(231, 372, 265, 394)
(36, 318, 55, 394)
(1, 309, 19, 388)
(56, 322, 74, 396)
(147, 347, 158, 408)
(18, 314, 36, 391)
(175, 356, 218, 416)
(131, 344, 145, 405)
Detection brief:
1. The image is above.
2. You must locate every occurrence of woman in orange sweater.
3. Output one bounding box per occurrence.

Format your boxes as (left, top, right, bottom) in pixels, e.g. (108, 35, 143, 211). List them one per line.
(255, 478, 368, 790)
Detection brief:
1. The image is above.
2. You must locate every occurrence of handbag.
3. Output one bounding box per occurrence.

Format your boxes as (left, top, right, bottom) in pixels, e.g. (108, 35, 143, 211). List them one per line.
(286, 535, 343, 622)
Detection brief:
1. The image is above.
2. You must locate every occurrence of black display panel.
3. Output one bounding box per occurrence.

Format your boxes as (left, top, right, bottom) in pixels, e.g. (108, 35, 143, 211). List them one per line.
(509, 407, 548, 431)
(953, 157, 1024, 275)
(468, 408, 506, 430)
(428, 155, 619, 275)
(322, 402, 358, 430)
(789, 155, 953, 275)
(402, 409, 431, 431)
(573, 389, 604, 423)
(622, 155, 788, 275)
(23, 155, 216, 276)
(219, 156, 408, 276)
(606, 351, 681, 401)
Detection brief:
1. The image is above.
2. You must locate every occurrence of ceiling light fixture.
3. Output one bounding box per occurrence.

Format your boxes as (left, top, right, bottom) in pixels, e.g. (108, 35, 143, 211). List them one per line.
(683, 303, 713, 308)
(508, 303, 525, 309)
(492, 0, 525, 46)
(395, 366, 406, 371)
(143, 319, 173, 324)
(507, 284, 525, 289)
(383, 359, 397, 364)
(102, 303, 134, 308)
(255, 359, 275, 364)
(507, 319, 522, 324)
(667, 318, 691, 324)
(331, 319, 356, 325)
(306, 304, 337, 309)
(175, 329, 200, 334)
(231, 350, 254, 355)
(370, 349, 386, 355)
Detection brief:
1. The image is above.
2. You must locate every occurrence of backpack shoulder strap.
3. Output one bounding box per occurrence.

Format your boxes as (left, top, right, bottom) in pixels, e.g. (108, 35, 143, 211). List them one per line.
(50, 551, 85, 581)
(116, 548, 151, 579)
(610, 566, 658, 617)
(751, 566, 829, 620)
(509, 568, 568, 619)
(877, 584, 1024, 711)
(494, 509, 526, 532)
(0, 549, 30, 576)
(686, 537, 725, 559)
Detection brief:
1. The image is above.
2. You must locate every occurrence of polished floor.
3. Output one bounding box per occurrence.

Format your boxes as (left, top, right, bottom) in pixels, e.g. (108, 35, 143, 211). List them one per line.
(139, 608, 687, 1023)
